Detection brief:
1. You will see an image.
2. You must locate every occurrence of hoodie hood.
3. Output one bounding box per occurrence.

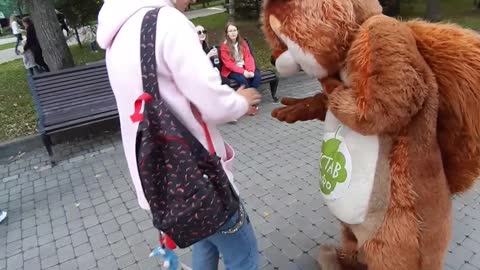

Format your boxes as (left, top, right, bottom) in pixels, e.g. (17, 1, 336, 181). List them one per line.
(96, 0, 174, 49)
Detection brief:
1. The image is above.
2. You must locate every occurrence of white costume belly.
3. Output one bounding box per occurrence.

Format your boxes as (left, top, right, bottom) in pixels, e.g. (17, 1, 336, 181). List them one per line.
(319, 110, 379, 224)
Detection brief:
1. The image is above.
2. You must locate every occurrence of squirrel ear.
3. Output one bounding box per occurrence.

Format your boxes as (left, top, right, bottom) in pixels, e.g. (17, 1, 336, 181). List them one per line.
(269, 15, 282, 36)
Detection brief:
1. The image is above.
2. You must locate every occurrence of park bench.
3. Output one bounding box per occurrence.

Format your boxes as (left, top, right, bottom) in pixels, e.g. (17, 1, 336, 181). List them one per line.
(27, 61, 117, 165)
(218, 38, 280, 103)
(28, 40, 280, 165)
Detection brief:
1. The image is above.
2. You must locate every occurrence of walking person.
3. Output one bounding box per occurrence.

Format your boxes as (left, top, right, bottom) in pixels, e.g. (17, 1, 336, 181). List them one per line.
(10, 15, 23, 55)
(96, 0, 261, 269)
(22, 17, 50, 73)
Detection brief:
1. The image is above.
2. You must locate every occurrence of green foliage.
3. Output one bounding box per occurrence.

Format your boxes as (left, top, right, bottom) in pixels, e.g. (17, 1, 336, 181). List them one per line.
(54, 0, 102, 27)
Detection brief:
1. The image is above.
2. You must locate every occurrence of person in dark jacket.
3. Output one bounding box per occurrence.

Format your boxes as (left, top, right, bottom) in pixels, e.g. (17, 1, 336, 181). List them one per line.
(195, 24, 229, 85)
(22, 17, 49, 73)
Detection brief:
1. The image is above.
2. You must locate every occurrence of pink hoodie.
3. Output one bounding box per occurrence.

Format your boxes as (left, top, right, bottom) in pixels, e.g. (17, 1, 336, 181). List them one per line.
(97, 0, 249, 210)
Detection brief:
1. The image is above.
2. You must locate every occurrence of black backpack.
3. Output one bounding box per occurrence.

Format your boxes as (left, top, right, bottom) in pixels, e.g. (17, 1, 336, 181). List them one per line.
(130, 7, 240, 248)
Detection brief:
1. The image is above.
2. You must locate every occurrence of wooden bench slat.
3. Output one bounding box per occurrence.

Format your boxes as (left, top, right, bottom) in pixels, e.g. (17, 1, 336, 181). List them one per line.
(43, 100, 118, 126)
(42, 95, 116, 113)
(33, 68, 108, 87)
(39, 89, 113, 107)
(37, 82, 113, 102)
(44, 111, 118, 133)
(35, 75, 110, 95)
(29, 58, 279, 166)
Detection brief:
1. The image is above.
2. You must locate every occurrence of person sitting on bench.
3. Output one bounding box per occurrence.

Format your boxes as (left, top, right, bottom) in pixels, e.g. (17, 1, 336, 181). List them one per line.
(196, 24, 229, 85)
(219, 22, 261, 89)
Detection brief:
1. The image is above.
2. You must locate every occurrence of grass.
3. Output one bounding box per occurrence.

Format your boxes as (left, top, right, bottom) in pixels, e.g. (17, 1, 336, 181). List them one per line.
(1, 2, 478, 142)
(0, 42, 15, 51)
(400, 0, 480, 29)
(188, 0, 225, 10)
(0, 45, 105, 142)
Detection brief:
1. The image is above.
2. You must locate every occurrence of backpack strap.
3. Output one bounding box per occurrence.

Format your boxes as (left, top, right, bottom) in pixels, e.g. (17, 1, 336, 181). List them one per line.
(132, 7, 216, 154)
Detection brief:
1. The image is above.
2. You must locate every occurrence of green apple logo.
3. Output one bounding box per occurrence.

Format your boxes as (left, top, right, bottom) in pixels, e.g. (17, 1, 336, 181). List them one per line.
(320, 126, 347, 195)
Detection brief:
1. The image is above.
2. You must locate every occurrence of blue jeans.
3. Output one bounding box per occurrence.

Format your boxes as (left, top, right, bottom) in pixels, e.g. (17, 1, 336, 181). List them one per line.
(191, 206, 259, 270)
(228, 69, 261, 89)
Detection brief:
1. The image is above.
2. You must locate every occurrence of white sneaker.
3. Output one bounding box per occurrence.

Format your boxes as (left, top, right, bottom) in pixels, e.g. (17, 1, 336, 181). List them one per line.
(0, 210, 7, 223)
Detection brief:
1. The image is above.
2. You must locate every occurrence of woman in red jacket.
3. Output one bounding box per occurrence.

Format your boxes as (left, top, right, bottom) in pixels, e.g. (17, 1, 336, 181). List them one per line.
(220, 23, 261, 89)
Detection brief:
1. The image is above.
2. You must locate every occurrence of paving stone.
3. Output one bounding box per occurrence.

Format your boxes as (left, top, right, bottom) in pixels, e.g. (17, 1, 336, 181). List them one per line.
(23, 256, 41, 270)
(7, 253, 23, 270)
(39, 242, 57, 259)
(461, 263, 480, 270)
(77, 252, 97, 270)
(41, 255, 59, 269)
(0, 72, 479, 270)
(470, 254, 480, 268)
(447, 245, 475, 270)
(75, 242, 93, 257)
(58, 245, 75, 263)
(121, 221, 140, 237)
(111, 239, 131, 258)
(97, 255, 118, 270)
(71, 230, 88, 247)
(23, 247, 39, 260)
(263, 246, 291, 269)
(116, 253, 136, 269)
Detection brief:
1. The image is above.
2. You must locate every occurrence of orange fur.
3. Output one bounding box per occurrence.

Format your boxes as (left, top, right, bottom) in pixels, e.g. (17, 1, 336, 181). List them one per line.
(405, 21, 480, 194)
(261, 0, 471, 269)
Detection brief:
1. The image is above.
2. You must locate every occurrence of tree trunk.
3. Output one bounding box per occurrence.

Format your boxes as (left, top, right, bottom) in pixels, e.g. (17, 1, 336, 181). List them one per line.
(16, 0, 23, 17)
(379, 0, 400, 17)
(24, 0, 74, 71)
(426, 0, 441, 21)
(229, 0, 235, 16)
(74, 27, 82, 48)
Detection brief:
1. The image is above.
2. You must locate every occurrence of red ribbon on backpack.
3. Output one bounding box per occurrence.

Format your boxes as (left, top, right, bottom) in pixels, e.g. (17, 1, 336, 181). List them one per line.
(130, 93, 153, 123)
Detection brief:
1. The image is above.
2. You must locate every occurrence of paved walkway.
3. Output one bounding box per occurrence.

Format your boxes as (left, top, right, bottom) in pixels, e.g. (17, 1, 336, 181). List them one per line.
(0, 6, 227, 64)
(0, 73, 479, 270)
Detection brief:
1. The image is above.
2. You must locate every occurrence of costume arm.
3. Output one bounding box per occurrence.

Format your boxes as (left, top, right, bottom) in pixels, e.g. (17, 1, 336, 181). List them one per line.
(325, 19, 434, 136)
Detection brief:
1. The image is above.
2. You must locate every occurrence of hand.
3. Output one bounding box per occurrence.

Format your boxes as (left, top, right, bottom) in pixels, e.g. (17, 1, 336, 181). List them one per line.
(248, 71, 255, 78)
(243, 70, 250, 78)
(207, 48, 217, 58)
(271, 92, 329, 123)
(237, 86, 261, 107)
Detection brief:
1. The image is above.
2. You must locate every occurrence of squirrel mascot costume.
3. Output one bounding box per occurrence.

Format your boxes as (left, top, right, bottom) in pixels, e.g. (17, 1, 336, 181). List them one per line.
(260, 0, 480, 269)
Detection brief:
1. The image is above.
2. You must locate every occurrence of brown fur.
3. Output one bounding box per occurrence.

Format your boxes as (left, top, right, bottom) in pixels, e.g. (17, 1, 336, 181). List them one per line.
(405, 21, 480, 194)
(261, 0, 471, 269)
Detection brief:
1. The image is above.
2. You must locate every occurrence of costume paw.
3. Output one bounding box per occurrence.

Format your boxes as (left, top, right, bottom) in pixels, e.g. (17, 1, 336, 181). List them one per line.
(318, 245, 342, 270)
(271, 96, 315, 123)
(271, 93, 329, 123)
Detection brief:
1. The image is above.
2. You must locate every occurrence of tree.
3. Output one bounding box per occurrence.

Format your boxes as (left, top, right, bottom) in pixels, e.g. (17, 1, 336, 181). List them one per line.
(425, 0, 441, 21)
(55, 0, 102, 48)
(23, 0, 74, 71)
(379, 0, 400, 17)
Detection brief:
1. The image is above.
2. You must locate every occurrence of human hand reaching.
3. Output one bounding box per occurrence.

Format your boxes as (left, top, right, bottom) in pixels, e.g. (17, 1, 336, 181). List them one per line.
(237, 85, 261, 107)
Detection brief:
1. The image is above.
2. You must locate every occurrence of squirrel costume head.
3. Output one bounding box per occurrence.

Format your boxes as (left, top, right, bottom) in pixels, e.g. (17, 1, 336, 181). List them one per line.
(262, 0, 382, 78)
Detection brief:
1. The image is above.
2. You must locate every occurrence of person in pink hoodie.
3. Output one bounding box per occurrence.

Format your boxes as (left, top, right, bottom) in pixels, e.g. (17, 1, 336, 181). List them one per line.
(96, 0, 261, 269)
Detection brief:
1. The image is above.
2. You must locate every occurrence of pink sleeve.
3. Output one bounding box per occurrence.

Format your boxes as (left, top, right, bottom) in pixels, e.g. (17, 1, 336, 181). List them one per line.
(161, 14, 249, 124)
